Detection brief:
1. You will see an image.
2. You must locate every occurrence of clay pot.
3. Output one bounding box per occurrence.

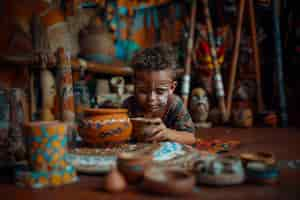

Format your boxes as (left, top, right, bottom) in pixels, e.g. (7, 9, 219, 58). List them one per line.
(232, 107, 253, 128)
(79, 17, 115, 63)
(104, 167, 127, 193)
(257, 111, 278, 127)
(245, 161, 279, 185)
(78, 108, 132, 145)
(143, 167, 196, 195)
(117, 152, 152, 184)
(24, 121, 68, 171)
(40, 8, 76, 56)
(130, 118, 162, 142)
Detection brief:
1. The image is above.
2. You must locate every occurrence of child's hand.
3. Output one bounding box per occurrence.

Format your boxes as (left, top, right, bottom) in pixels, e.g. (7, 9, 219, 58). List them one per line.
(144, 122, 171, 142)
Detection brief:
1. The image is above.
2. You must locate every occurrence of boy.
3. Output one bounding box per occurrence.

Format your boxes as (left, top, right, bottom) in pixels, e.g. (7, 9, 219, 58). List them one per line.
(123, 44, 196, 145)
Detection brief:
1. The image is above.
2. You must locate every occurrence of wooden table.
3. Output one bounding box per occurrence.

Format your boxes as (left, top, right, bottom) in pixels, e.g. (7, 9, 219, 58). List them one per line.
(1, 128, 300, 200)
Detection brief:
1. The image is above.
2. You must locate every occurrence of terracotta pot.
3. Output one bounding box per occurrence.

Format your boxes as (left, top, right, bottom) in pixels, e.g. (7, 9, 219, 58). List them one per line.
(78, 108, 132, 145)
(117, 152, 152, 183)
(143, 167, 196, 195)
(130, 118, 162, 142)
(24, 121, 68, 171)
(39, 8, 76, 56)
(79, 18, 115, 63)
(232, 107, 253, 128)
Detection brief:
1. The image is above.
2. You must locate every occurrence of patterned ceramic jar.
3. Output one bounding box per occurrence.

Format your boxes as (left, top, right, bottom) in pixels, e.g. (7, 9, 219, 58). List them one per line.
(24, 121, 68, 171)
(78, 108, 132, 145)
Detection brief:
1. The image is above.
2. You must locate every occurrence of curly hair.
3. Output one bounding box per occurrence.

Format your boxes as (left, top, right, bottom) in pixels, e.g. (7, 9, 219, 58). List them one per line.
(130, 44, 177, 71)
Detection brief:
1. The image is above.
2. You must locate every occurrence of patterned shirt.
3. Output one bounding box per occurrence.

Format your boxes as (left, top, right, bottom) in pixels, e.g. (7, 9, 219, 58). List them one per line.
(123, 94, 195, 133)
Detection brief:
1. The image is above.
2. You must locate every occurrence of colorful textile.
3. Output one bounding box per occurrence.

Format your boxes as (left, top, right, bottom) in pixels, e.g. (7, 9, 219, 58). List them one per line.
(195, 139, 241, 154)
(123, 94, 195, 133)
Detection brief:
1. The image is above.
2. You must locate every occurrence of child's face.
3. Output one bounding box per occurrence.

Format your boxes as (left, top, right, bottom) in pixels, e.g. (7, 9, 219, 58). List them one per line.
(134, 69, 176, 118)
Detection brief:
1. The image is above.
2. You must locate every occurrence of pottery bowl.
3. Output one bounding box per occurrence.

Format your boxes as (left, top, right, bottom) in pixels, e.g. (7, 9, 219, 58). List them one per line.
(143, 166, 196, 195)
(117, 151, 152, 183)
(130, 118, 162, 142)
(78, 108, 132, 145)
(195, 155, 245, 186)
(240, 152, 276, 166)
(245, 161, 280, 185)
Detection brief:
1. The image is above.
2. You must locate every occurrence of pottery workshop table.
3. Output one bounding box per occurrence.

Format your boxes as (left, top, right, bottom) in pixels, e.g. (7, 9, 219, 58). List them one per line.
(1, 128, 300, 200)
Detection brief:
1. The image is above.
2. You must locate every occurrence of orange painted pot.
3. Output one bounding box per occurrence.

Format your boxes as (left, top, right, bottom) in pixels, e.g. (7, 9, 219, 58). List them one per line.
(78, 108, 132, 145)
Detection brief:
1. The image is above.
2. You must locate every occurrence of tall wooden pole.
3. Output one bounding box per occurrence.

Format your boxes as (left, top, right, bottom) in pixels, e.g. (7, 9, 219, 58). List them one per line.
(57, 48, 77, 146)
(182, 0, 197, 107)
(202, 0, 227, 122)
(248, 0, 264, 113)
(272, 0, 288, 127)
(226, 0, 246, 120)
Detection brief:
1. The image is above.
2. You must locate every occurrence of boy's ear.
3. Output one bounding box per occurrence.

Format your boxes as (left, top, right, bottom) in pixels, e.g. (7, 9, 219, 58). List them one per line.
(170, 81, 177, 93)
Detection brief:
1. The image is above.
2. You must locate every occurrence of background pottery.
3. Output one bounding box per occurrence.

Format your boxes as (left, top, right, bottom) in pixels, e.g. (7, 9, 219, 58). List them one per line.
(78, 108, 132, 145)
(240, 152, 276, 166)
(195, 155, 245, 186)
(245, 161, 280, 185)
(117, 151, 152, 183)
(104, 167, 127, 193)
(143, 166, 196, 195)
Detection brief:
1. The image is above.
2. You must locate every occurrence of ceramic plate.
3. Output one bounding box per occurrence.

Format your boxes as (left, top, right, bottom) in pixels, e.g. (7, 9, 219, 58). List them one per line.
(66, 142, 188, 174)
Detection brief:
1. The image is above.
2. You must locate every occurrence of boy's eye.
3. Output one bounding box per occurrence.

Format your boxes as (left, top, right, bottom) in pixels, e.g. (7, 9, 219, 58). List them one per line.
(156, 88, 168, 95)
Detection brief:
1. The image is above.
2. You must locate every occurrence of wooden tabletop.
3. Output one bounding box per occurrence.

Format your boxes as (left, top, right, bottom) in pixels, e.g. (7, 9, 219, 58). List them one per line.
(1, 128, 300, 200)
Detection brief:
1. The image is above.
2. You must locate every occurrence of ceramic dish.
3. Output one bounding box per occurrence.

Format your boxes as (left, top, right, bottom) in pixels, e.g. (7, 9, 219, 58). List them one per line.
(143, 166, 196, 195)
(245, 161, 280, 184)
(67, 142, 186, 174)
(195, 155, 245, 186)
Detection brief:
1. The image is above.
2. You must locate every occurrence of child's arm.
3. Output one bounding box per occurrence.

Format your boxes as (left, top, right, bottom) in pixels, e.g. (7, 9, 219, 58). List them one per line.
(145, 123, 196, 145)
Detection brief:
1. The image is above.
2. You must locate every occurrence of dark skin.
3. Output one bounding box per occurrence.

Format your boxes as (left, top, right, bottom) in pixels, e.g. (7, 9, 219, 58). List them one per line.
(134, 69, 196, 145)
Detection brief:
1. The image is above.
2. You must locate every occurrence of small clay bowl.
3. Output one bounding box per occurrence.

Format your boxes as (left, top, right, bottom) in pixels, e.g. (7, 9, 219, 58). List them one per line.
(117, 152, 152, 184)
(245, 161, 280, 185)
(143, 167, 196, 196)
(240, 152, 276, 166)
(130, 117, 162, 142)
(196, 156, 245, 186)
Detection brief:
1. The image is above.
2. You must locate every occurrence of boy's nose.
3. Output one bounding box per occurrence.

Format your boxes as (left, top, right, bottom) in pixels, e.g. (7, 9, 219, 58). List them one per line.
(148, 91, 156, 102)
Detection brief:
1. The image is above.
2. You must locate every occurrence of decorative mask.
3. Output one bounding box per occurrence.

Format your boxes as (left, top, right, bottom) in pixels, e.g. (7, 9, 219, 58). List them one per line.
(190, 88, 209, 123)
